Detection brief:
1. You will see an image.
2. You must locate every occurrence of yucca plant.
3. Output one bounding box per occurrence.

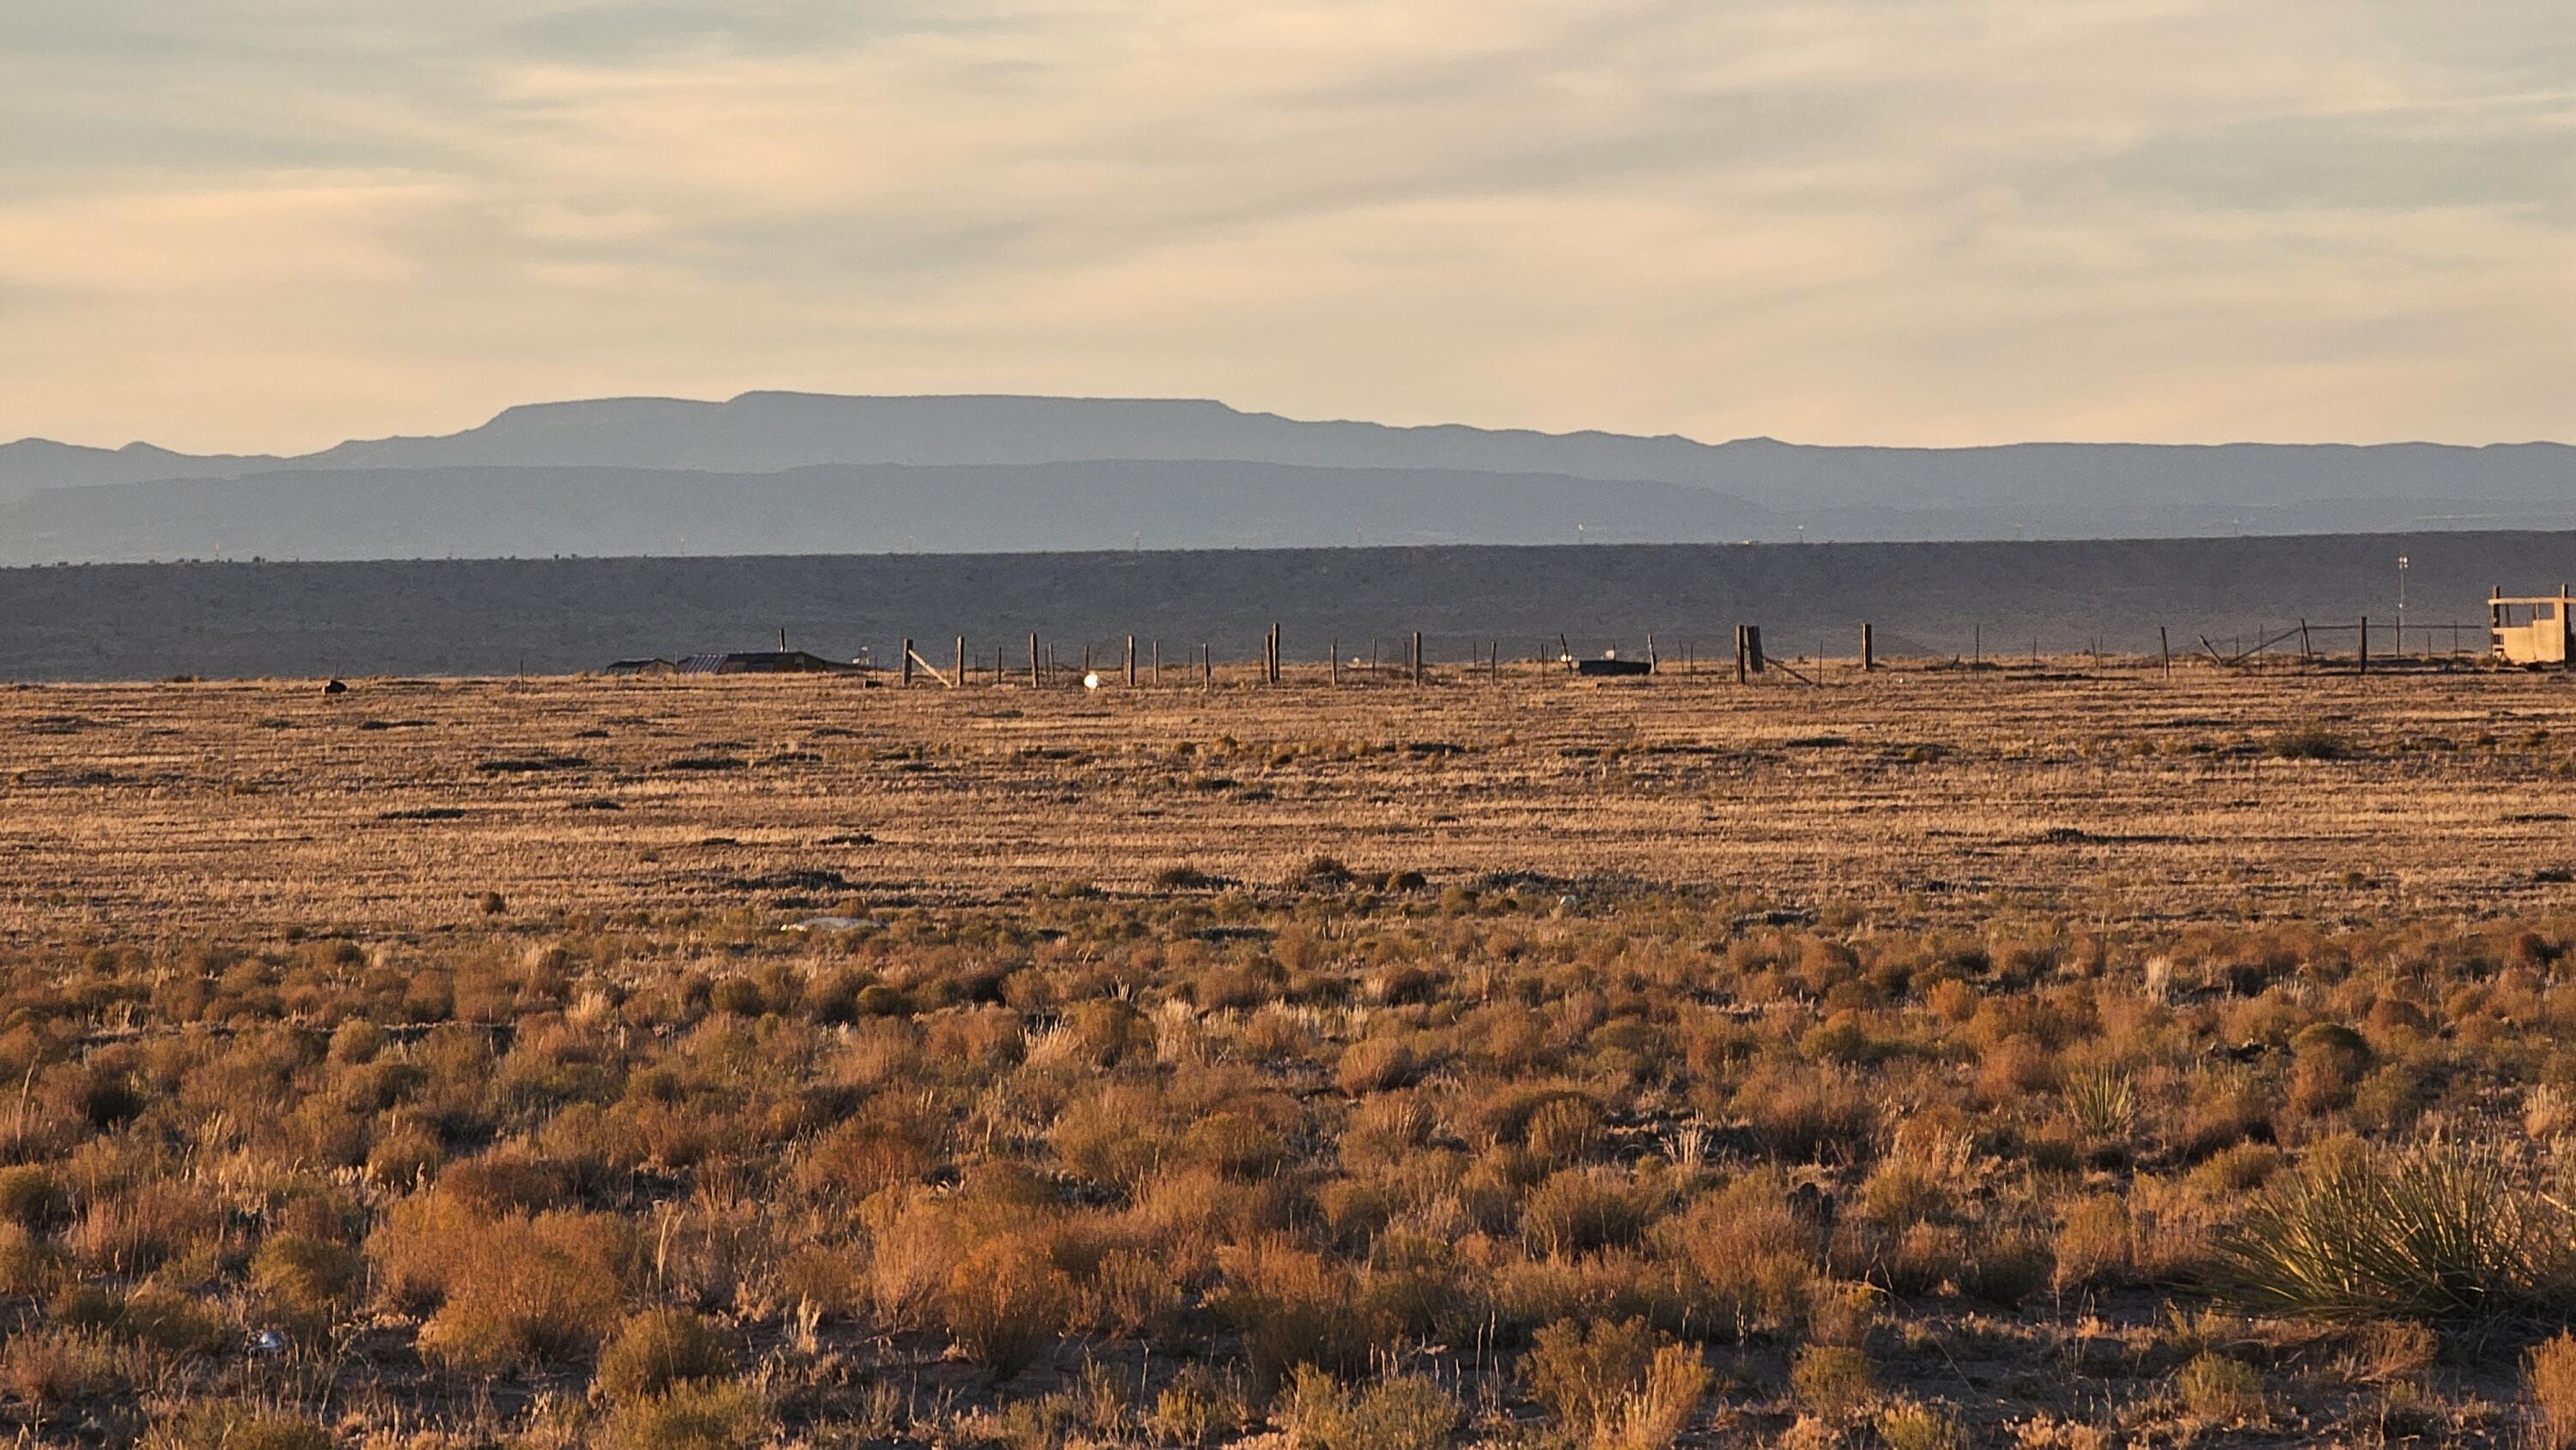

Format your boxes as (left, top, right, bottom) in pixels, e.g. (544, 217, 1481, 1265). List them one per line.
(2063, 1066, 2137, 1141)
(2211, 1141, 2567, 1320)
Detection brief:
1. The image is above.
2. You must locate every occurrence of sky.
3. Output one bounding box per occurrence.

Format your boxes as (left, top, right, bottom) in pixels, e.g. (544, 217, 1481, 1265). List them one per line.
(2, 1, 2570, 454)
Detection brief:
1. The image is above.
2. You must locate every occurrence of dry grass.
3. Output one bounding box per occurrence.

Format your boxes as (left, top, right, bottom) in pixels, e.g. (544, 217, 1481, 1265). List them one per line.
(0, 666, 2562, 1444)
(2530, 1332, 2576, 1449)
(0, 664, 2570, 937)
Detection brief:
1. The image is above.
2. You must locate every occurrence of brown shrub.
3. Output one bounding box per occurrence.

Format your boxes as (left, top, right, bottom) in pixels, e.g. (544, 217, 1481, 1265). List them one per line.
(2176, 1353, 2266, 1424)
(794, 1120, 932, 1204)
(1180, 1111, 1290, 1180)
(2053, 1195, 2134, 1290)
(0, 1163, 72, 1231)
(859, 1186, 961, 1331)
(68, 1178, 222, 1277)
(2178, 1072, 2276, 1160)
(945, 1231, 1070, 1380)
(1667, 1173, 1820, 1337)
(1277, 1364, 1461, 1450)
(1150, 1362, 1250, 1447)
(412, 1210, 630, 1371)
(1601, 1344, 1710, 1450)
(438, 1148, 575, 1216)
(1053, 1085, 1176, 1191)
(602, 1380, 772, 1450)
(1340, 1095, 1436, 1171)
(1526, 1316, 1656, 1439)
(1077, 1246, 1188, 1339)
(1528, 1096, 1608, 1166)
(251, 1233, 362, 1313)
(777, 1244, 866, 1319)
(1924, 979, 1979, 1024)
(138, 1404, 334, 1450)
(364, 1119, 447, 1189)
(2529, 1331, 2576, 1449)
(0, 1326, 123, 1404)
(1790, 1344, 1877, 1419)
(0, 1220, 63, 1294)
(1959, 1228, 2053, 1307)
(1212, 1235, 1379, 1386)
(1335, 1038, 1419, 1096)
(370, 1188, 481, 1310)
(1522, 1168, 1657, 1258)
(58, 1283, 228, 1357)
(1736, 1068, 1875, 1164)
(596, 1307, 736, 1403)
(1976, 1034, 2059, 1106)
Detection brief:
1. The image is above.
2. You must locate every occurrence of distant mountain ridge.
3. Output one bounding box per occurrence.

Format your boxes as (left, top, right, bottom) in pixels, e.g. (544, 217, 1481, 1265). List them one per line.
(0, 460, 1782, 564)
(2, 391, 2567, 561)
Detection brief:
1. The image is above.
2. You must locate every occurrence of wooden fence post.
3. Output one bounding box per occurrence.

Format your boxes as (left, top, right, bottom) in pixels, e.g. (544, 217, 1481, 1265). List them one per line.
(901, 638, 913, 688)
(2160, 627, 2172, 680)
(1126, 635, 1137, 689)
(1030, 634, 1040, 689)
(1201, 643, 1212, 690)
(1411, 632, 1424, 685)
(1331, 640, 1340, 687)
(1860, 622, 1874, 673)
(2358, 616, 2368, 676)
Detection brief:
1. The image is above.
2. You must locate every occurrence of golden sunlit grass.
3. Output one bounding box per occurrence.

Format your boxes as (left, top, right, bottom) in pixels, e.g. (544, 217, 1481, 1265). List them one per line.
(0, 662, 2567, 1445)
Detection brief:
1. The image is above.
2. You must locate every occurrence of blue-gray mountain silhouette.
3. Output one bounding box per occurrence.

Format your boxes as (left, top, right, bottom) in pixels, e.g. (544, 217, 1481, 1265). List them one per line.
(2, 392, 2566, 562)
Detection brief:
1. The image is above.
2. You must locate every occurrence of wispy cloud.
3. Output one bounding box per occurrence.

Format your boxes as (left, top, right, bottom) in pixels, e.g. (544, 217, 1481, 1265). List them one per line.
(1, 0, 2567, 451)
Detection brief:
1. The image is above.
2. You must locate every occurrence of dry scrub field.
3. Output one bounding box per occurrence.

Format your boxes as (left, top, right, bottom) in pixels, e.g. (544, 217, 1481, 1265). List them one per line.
(5, 663, 2574, 938)
(0, 663, 2573, 1448)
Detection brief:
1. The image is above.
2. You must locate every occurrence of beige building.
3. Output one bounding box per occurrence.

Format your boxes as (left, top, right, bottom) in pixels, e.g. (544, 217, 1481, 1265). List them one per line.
(2491, 588, 2573, 665)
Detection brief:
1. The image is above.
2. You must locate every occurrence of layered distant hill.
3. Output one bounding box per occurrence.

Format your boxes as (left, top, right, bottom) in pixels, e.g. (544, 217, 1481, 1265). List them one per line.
(1, 392, 2567, 562)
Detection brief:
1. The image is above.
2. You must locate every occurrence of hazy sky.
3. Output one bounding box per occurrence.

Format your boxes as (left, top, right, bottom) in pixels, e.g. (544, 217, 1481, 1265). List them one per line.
(4, 1, 2570, 452)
